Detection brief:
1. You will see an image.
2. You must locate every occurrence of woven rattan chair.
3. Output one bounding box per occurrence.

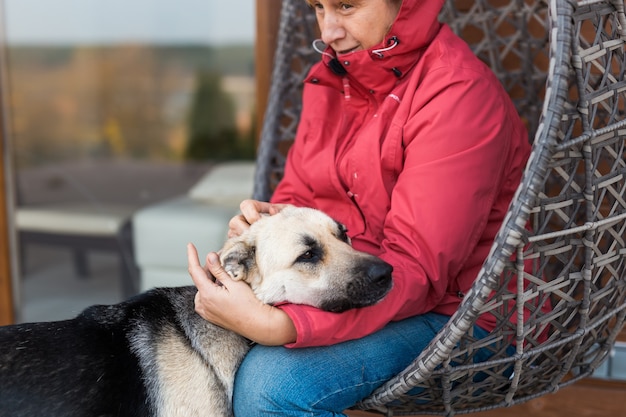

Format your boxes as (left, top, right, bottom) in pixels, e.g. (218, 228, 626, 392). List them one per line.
(254, 0, 626, 415)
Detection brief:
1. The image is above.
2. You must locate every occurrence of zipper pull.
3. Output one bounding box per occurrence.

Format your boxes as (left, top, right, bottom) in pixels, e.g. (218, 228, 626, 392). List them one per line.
(342, 77, 351, 101)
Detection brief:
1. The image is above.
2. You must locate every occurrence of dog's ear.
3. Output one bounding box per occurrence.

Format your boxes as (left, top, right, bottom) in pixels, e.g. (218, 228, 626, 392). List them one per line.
(219, 236, 256, 282)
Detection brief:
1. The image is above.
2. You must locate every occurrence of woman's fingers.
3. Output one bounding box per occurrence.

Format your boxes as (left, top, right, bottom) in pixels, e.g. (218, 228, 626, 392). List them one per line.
(227, 214, 249, 238)
(187, 243, 214, 290)
(239, 199, 272, 224)
(228, 199, 289, 238)
(204, 251, 233, 285)
(226, 200, 268, 238)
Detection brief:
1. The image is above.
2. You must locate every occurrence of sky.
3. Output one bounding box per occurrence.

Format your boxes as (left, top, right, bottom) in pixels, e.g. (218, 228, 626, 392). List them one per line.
(3, 0, 255, 45)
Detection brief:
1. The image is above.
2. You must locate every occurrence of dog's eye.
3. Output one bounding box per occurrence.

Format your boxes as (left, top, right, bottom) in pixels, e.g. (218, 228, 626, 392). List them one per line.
(297, 235, 323, 264)
(300, 251, 314, 260)
(337, 224, 350, 244)
(297, 250, 319, 263)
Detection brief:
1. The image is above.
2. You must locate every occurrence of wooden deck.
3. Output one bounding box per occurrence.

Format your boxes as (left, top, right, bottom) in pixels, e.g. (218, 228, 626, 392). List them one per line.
(347, 378, 626, 417)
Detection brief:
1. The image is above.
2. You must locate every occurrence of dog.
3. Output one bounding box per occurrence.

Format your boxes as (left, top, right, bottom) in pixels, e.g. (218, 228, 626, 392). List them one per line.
(0, 206, 393, 417)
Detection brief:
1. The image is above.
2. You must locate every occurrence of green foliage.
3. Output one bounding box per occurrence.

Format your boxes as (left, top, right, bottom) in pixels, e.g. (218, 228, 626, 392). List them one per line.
(8, 44, 255, 166)
(184, 70, 254, 161)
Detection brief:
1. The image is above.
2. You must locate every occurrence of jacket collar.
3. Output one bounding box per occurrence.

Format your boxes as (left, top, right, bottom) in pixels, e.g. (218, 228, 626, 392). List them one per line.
(304, 0, 444, 97)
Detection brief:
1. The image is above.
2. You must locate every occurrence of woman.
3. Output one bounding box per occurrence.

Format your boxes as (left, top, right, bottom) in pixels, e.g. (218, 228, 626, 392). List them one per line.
(188, 0, 530, 415)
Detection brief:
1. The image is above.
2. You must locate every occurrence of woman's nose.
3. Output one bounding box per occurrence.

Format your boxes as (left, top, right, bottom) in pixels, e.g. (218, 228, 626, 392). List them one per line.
(319, 14, 345, 46)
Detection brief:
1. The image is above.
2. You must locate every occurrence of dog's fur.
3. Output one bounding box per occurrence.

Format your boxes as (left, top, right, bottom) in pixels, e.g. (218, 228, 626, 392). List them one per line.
(0, 206, 393, 417)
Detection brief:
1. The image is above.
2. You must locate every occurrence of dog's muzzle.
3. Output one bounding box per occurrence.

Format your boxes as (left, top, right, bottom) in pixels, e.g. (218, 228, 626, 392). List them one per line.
(320, 260, 393, 313)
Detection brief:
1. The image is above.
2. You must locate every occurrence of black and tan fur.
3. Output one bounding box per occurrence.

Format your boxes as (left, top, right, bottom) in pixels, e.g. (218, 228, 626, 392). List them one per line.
(0, 206, 393, 417)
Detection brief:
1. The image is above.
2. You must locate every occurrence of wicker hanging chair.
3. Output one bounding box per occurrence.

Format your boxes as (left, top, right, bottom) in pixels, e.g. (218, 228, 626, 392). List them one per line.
(253, 0, 626, 415)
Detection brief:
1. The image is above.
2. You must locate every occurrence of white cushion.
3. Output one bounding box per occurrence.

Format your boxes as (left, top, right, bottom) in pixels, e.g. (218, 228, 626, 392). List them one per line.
(188, 161, 255, 205)
(133, 196, 239, 270)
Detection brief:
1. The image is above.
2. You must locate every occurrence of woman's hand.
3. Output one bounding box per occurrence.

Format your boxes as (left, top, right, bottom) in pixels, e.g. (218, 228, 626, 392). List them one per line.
(187, 243, 297, 346)
(228, 199, 291, 238)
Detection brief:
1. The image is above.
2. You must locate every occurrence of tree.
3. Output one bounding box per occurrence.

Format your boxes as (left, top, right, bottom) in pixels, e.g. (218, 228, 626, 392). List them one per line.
(185, 70, 241, 160)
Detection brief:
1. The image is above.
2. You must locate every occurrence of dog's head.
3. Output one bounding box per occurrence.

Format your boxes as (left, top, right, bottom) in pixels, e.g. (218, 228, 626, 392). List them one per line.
(219, 206, 393, 312)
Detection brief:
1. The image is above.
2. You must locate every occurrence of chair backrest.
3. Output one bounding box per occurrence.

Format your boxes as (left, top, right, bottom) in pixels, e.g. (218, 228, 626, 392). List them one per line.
(255, 0, 626, 414)
(252, 1, 318, 202)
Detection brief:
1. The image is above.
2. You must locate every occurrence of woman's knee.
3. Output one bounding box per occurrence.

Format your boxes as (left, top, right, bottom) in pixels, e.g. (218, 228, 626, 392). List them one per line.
(233, 344, 360, 416)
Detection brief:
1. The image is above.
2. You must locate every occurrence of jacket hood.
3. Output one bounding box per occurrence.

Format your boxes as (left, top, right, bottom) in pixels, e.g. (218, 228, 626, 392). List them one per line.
(307, 0, 445, 95)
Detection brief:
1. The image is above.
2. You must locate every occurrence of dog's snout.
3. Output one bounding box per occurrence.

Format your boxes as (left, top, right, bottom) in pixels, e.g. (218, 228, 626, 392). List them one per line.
(318, 259, 393, 313)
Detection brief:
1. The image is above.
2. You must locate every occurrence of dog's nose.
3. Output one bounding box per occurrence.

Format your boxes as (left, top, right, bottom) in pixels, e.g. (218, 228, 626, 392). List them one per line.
(367, 261, 393, 286)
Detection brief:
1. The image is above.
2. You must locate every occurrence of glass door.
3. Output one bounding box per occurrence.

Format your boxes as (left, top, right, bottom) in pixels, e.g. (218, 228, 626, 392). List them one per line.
(2, 0, 256, 322)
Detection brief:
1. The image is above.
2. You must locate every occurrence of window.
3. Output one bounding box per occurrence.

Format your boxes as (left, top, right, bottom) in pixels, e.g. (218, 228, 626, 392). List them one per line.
(3, 0, 255, 321)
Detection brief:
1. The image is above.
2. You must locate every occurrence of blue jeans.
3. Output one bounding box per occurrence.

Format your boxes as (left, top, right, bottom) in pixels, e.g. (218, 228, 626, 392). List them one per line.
(233, 312, 492, 416)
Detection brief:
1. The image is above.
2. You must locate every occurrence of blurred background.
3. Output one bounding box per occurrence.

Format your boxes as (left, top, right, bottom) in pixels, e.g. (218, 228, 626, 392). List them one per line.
(1, 0, 256, 322)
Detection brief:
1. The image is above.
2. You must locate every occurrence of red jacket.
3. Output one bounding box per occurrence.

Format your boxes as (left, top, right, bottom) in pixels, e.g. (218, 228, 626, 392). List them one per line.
(271, 0, 530, 348)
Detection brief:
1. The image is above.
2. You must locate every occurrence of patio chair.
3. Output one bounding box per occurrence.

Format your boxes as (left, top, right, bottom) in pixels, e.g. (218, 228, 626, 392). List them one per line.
(253, 0, 626, 415)
(15, 167, 140, 299)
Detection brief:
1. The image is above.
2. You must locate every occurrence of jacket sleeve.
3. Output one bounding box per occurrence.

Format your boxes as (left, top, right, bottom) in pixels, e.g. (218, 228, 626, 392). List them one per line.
(277, 69, 525, 348)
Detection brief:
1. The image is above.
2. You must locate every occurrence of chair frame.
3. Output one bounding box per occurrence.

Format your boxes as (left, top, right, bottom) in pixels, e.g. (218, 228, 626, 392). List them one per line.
(254, 0, 626, 415)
